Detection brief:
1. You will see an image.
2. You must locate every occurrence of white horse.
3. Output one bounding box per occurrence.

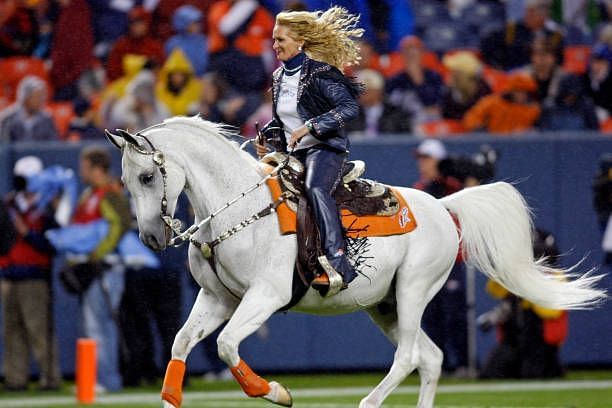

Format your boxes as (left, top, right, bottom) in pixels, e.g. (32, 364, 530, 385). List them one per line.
(106, 116, 605, 408)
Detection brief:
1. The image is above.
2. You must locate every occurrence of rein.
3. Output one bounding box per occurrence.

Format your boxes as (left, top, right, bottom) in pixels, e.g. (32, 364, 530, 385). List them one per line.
(130, 132, 292, 259)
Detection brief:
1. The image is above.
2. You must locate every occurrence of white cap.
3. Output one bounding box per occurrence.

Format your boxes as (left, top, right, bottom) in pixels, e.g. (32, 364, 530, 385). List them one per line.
(13, 155, 43, 177)
(415, 139, 447, 160)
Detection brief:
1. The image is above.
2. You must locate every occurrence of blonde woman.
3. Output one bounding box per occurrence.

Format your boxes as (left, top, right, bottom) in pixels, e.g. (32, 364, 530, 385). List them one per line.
(256, 6, 363, 290)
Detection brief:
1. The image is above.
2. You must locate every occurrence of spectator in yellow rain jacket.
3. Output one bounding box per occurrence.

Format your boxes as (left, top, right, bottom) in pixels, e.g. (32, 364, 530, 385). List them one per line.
(156, 48, 203, 116)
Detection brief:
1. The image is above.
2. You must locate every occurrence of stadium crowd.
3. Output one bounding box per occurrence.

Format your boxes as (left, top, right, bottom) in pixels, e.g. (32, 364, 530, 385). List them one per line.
(2, 0, 612, 143)
(0, 0, 603, 393)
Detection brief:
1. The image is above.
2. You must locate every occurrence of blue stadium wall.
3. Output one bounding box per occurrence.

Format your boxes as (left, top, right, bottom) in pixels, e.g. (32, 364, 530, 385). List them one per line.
(1, 133, 611, 377)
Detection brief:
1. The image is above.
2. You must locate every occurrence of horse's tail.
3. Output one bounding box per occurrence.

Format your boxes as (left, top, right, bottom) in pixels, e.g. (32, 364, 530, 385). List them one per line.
(440, 182, 607, 310)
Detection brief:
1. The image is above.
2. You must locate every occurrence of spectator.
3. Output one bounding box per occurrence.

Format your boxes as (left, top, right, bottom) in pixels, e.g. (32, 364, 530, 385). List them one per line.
(207, 0, 275, 92)
(88, 0, 130, 58)
(70, 146, 132, 392)
(412, 140, 467, 375)
(49, 0, 95, 101)
(412, 139, 463, 205)
(101, 54, 149, 111)
(586, 43, 612, 120)
(349, 39, 404, 79)
(522, 37, 567, 106)
(66, 96, 104, 141)
(107, 71, 170, 131)
(539, 74, 599, 130)
(165, 5, 208, 76)
(0, 0, 38, 57)
(119, 222, 181, 387)
(105, 7, 165, 82)
(463, 72, 541, 134)
(387, 36, 444, 130)
(479, 229, 566, 379)
(441, 51, 491, 120)
(481, 0, 564, 70)
(346, 69, 411, 137)
(243, 90, 273, 138)
(192, 72, 262, 128)
(156, 48, 203, 116)
(0, 76, 59, 143)
(152, 0, 213, 42)
(0, 156, 62, 392)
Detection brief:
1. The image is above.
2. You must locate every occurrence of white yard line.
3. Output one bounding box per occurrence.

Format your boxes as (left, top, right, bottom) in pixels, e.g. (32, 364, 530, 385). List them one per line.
(0, 379, 610, 407)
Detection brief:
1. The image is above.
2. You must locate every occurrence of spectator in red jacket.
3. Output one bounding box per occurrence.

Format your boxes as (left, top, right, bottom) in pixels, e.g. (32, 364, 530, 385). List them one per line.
(105, 7, 165, 81)
(0, 156, 62, 391)
(49, 0, 95, 101)
(207, 0, 274, 92)
(0, 0, 38, 57)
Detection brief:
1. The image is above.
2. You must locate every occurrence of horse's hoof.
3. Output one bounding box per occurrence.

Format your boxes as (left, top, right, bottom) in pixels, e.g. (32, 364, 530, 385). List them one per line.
(162, 400, 177, 408)
(262, 381, 293, 407)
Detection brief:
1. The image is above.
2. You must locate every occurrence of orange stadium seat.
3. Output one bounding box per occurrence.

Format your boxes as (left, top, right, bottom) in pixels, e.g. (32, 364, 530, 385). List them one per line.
(482, 66, 509, 93)
(0, 57, 50, 100)
(600, 118, 612, 133)
(47, 102, 75, 137)
(417, 119, 465, 137)
(421, 50, 447, 76)
(563, 45, 591, 75)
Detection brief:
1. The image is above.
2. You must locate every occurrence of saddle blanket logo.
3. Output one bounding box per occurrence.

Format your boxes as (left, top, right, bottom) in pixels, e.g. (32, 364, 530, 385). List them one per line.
(266, 178, 418, 238)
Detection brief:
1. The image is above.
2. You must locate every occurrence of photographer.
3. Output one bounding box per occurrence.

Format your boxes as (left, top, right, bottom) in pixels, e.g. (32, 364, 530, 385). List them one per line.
(593, 154, 612, 264)
(478, 229, 566, 379)
(413, 140, 498, 376)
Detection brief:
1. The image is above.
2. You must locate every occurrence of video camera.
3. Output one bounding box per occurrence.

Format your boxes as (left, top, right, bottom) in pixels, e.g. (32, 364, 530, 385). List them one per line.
(438, 144, 498, 185)
(593, 153, 612, 225)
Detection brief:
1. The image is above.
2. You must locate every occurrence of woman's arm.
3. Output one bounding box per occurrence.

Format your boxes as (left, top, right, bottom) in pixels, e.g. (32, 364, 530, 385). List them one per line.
(306, 76, 360, 139)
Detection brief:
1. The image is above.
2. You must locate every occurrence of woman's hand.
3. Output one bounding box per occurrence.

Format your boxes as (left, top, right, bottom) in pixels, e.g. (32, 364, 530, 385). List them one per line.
(288, 125, 310, 149)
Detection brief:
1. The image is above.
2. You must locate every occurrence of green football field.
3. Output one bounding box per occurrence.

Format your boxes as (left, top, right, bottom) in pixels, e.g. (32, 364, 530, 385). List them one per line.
(1, 371, 611, 407)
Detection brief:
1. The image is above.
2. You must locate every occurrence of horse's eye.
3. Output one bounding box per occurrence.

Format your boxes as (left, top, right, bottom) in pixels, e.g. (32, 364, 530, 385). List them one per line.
(139, 173, 154, 185)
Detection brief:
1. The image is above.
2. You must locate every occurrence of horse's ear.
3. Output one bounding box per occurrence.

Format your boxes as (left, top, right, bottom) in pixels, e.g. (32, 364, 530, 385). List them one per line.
(116, 129, 143, 148)
(105, 129, 126, 150)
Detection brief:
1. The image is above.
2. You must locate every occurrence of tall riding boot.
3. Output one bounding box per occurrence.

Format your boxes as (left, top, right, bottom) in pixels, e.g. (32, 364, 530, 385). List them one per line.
(326, 250, 358, 288)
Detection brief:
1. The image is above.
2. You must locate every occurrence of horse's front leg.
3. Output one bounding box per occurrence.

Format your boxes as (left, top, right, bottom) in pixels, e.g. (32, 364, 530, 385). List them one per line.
(161, 288, 233, 408)
(217, 282, 293, 407)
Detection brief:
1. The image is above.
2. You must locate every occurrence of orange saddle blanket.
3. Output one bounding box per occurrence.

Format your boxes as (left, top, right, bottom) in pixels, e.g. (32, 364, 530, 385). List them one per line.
(266, 177, 417, 238)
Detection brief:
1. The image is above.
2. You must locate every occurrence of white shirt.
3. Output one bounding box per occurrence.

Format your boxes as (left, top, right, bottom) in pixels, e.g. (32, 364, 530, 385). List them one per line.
(277, 70, 319, 151)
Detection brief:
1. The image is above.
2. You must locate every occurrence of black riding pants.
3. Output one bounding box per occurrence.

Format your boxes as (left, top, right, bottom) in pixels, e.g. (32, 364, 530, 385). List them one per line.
(295, 146, 347, 256)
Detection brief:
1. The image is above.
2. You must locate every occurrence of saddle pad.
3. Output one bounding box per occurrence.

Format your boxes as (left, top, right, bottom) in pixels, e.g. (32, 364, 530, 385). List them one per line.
(266, 177, 417, 237)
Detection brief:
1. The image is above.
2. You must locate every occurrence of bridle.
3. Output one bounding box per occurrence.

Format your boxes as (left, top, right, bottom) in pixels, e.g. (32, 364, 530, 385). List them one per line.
(113, 129, 290, 259)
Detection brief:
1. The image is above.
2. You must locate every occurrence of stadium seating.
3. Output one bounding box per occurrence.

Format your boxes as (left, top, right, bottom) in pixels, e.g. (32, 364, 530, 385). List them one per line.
(47, 102, 75, 137)
(0, 57, 49, 100)
(424, 21, 479, 54)
(416, 119, 465, 137)
(563, 45, 591, 74)
(462, 1, 506, 36)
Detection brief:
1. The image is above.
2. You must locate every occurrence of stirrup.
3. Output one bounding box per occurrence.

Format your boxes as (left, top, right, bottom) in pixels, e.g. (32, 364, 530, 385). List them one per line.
(342, 160, 365, 185)
(315, 255, 344, 297)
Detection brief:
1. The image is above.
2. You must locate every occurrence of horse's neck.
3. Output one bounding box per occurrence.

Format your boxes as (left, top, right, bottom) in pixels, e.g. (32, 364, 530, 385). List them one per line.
(179, 135, 264, 224)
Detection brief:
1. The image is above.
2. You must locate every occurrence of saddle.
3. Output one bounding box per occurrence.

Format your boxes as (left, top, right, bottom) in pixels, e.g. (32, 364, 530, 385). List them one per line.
(260, 152, 401, 298)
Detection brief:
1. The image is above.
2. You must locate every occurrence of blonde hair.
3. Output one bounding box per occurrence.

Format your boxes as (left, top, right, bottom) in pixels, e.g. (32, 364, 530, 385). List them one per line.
(276, 6, 363, 71)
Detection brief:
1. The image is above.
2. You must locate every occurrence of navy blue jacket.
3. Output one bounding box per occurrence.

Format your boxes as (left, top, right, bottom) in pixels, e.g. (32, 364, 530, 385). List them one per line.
(262, 56, 361, 153)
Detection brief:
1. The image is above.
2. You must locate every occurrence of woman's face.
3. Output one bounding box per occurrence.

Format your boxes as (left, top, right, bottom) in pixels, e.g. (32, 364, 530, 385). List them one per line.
(272, 24, 302, 62)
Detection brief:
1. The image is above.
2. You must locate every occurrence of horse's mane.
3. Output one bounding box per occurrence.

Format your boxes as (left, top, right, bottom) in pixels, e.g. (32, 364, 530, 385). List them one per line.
(157, 116, 264, 174)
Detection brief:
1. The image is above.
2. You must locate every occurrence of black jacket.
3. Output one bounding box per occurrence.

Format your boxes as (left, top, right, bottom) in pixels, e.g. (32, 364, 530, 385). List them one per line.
(262, 56, 361, 153)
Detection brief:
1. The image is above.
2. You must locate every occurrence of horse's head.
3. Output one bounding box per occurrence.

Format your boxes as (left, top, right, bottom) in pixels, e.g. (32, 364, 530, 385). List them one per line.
(106, 128, 185, 251)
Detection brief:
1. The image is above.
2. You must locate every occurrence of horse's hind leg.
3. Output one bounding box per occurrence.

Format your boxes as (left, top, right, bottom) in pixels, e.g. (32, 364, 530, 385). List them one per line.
(415, 329, 443, 408)
(365, 306, 442, 408)
(161, 289, 233, 408)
